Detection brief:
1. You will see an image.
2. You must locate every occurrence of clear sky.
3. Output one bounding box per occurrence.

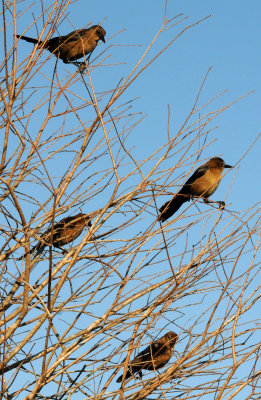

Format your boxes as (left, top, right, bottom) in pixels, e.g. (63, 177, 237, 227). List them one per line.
(5, 0, 261, 398)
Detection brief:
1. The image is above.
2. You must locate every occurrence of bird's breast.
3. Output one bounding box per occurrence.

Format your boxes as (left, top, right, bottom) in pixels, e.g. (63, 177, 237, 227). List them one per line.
(53, 222, 85, 246)
(191, 169, 221, 198)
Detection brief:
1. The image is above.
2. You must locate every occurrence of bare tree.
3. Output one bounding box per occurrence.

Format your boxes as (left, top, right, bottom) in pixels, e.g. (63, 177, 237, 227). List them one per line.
(0, 1, 260, 400)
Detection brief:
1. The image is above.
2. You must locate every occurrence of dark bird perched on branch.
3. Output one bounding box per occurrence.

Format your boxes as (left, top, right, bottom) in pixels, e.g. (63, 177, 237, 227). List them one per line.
(16, 25, 106, 64)
(158, 157, 233, 222)
(116, 331, 178, 383)
(19, 213, 92, 260)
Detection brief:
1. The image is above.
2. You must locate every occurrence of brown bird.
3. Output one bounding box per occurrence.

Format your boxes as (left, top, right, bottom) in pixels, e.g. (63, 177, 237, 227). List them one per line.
(16, 25, 106, 64)
(19, 213, 92, 260)
(116, 331, 178, 382)
(158, 157, 232, 222)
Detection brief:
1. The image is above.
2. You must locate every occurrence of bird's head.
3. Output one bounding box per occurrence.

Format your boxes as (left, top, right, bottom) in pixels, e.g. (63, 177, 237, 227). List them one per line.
(208, 157, 233, 170)
(96, 25, 106, 43)
(165, 331, 178, 347)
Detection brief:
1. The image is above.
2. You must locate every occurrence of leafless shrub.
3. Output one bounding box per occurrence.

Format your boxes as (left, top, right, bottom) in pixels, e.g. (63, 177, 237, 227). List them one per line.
(0, 1, 260, 400)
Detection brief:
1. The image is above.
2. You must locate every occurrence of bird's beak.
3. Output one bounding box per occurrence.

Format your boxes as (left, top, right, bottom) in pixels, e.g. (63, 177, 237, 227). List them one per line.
(224, 164, 233, 168)
(101, 36, 105, 43)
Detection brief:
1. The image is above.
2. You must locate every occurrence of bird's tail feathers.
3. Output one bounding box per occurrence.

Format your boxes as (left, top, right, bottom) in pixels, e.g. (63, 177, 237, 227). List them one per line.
(16, 35, 41, 45)
(31, 241, 46, 258)
(17, 242, 44, 261)
(116, 370, 132, 383)
(158, 194, 189, 221)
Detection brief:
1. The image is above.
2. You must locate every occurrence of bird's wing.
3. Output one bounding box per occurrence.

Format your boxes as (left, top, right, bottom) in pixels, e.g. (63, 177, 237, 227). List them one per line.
(50, 216, 77, 239)
(134, 341, 164, 361)
(130, 344, 153, 366)
(150, 340, 167, 356)
(179, 164, 209, 194)
(62, 29, 90, 42)
(57, 215, 79, 225)
(37, 218, 69, 243)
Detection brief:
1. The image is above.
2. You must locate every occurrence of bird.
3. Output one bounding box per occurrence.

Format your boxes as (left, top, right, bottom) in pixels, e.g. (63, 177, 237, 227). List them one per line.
(158, 157, 232, 222)
(16, 25, 106, 64)
(116, 331, 178, 383)
(19, 213, 92, 260)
